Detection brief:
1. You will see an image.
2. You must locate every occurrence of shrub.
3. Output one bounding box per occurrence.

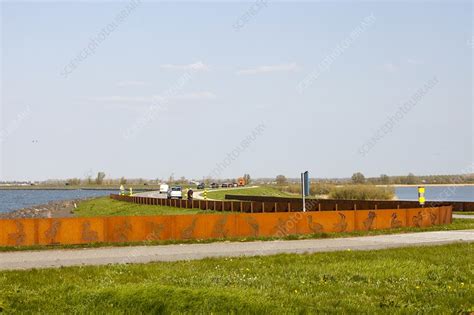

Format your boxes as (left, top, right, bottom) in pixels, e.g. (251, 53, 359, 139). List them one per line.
(328, 185, 394, 200)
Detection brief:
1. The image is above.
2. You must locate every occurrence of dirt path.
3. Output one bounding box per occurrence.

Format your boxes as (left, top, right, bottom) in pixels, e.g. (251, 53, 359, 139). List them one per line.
(0, 230, 472, 270)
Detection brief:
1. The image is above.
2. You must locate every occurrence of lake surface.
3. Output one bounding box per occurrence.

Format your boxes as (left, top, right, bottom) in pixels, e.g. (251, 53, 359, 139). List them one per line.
(395, 186, 474, 202)
(0, 189, 115, 214)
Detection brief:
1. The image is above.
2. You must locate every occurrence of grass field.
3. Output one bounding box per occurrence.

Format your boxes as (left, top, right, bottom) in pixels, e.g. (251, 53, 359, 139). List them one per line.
(455, 211, 474, 215)
(206, 186, 296, 200)
(74, 197, 206, 217)
(0, 243, 472, 313)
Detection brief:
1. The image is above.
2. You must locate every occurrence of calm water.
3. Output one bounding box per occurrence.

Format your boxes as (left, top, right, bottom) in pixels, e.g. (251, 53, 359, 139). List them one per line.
(0, 189, 115, 214)
(395, 186, 474, 202)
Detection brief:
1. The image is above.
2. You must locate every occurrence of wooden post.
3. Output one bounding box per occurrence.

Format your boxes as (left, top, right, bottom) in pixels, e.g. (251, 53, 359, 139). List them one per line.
(262, 202, 265, 213)
(354, 204, 357, 210)
(288, 202, 291, 212)
(274, 202, 278, 212)
(318, 203, 321, 211)
(198, 200, 201, 210)
(221, 200, 224, 212)
(250, 202, 254, 213)
(375, 204, 378, 210)
(335, 204, 338, 211)
(240, 202, 243, 212)
(230, 201, 233, 212)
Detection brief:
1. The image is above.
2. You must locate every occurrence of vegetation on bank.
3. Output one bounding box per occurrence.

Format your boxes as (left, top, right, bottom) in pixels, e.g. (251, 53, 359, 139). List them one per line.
(74, 197, 206, 217)
(2, 218, 473, 253)
(328, 185, 395, 200)
(1, 243, 472, 313)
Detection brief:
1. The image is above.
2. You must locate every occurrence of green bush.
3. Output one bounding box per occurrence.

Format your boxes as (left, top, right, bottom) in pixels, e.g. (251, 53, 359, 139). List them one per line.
(328, 185, 395, 200)
(273, 183, 335, 196)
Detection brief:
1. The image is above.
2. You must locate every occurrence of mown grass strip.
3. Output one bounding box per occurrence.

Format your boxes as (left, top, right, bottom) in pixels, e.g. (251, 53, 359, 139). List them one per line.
(0, 243, 472, 313)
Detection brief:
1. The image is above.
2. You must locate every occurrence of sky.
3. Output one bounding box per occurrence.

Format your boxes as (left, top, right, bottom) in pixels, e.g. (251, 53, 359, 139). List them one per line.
(0, 0, 472, 181)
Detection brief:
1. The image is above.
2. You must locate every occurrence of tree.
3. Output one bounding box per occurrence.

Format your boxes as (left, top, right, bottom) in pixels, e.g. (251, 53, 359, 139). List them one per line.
(243, 174, 251, 184)
(276, 175, 287, 185)
(404, 173, 417, 185)
(95, 172, 106, 185)
(120, 177, 127, 185)
(351, 172, 365, 184)
(379, 174, 390, 185)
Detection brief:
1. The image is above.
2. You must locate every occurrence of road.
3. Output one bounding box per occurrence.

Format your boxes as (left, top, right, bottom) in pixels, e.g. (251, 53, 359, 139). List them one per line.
(134, 186, 259, 200)
(0, 230, 472, 270)
(453, 214, 474, 219)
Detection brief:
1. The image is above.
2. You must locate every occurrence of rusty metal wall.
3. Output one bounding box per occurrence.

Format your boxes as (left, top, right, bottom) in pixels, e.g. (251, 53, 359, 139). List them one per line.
(224, 195, 474, 212)
(0, 205, 452, 247)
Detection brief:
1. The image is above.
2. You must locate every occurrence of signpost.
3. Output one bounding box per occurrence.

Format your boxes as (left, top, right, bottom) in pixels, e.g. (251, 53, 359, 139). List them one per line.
(418, 186, 425, 207)
(301, 171, 309, 212)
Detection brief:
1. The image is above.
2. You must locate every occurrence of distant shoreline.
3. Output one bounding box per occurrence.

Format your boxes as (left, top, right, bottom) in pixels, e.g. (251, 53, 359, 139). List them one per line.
(387, 184, 474, 187)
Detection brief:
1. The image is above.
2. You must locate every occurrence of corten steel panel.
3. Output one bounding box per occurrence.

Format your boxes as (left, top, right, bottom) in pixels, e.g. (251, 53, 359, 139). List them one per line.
(230, 201, 240, 212)
(354, 210, 406, 231)
(141, 216, 173, 241)
(406, 208, 439, 228)
(255, 212, 298, 237)
(0, 207, 453, 247)
(37, 217, 105, 245)
(0, 219, 37, 246)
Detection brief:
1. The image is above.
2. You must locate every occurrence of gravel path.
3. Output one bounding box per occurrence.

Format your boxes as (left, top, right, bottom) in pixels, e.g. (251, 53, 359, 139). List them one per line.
(0, 230, 472, 270)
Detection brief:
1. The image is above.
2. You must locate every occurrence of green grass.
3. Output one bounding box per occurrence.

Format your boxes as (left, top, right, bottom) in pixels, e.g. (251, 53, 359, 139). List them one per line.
(74, 197, 208, 217)
(207, 186, 296, 200)
(0, 243, 472, 314)
(1, 219, 473, 253)
(454, 211, 474, 215)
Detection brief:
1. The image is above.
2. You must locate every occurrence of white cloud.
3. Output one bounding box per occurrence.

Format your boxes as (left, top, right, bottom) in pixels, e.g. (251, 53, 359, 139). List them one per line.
(236, 63, 299, 75)
(160, 61, 209, 71)
(117, 80, 147, 87)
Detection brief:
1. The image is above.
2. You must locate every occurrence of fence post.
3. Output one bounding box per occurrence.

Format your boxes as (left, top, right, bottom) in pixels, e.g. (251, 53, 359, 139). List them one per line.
(274, 202, 277, 212)
(288, 202, 291, 212)
(262, 202, 265, 213)
(250, 202, 254, 213)
(240, 202, 243, 212)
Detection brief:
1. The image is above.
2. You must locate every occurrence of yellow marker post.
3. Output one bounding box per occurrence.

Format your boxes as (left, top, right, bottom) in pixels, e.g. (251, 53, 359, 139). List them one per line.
(203, 190, 208, 200)
(129, 187, 133, 196)
(418, 186, 425, 206)
(120, 185, 125, 196)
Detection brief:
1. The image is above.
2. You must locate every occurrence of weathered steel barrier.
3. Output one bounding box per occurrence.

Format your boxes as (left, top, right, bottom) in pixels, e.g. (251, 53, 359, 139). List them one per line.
(224, 195, 474, 212)
(0, 206, 452, 247)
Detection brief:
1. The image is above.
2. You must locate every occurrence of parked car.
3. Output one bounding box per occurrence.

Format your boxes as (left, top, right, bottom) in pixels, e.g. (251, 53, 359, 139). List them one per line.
(221, 183, 229, 188)
(210, 183, 219, 189)
(167, 186, 182, 199)
(197, 183, 205, 190)
(232, 183, 238, 187)
(159, 184, 169, 194)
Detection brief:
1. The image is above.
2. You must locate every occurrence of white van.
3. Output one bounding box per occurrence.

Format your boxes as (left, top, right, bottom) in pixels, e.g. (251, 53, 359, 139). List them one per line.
(159, 184, 169, 194)
(167, 186, 182, 199)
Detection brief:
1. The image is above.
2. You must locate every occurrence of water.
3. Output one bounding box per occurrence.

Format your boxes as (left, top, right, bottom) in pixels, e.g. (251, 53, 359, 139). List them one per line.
(395, 186, 474, 202)
(0, 189, 115, 214)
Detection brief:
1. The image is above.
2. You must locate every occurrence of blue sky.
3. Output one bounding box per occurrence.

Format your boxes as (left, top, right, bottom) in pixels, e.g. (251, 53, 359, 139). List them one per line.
(1, 1, 472, 181)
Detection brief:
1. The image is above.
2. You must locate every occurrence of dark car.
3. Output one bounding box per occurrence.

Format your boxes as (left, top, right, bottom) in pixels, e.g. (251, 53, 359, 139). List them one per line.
(221, 183, 229, 188)
(197, 183, 205, 189)
(210, 183, 219, 189)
